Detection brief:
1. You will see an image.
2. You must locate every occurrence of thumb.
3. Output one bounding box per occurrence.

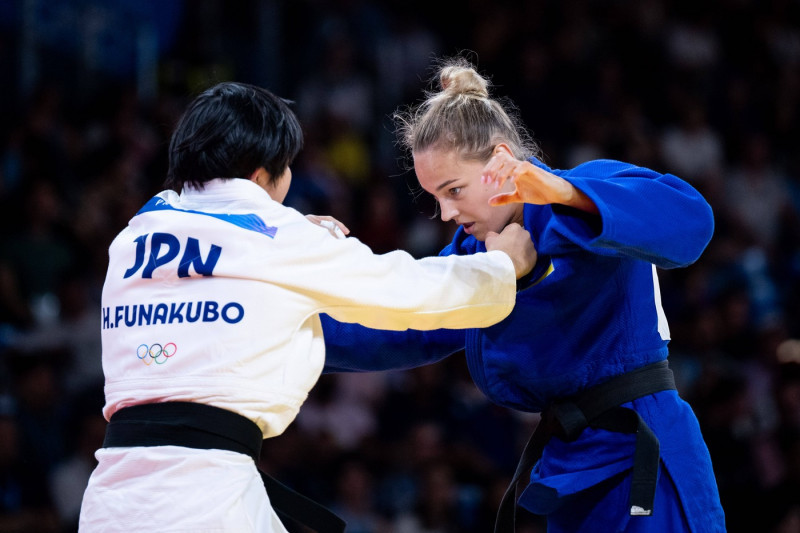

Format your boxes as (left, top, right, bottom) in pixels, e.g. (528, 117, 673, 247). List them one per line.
(488, 191, 520, 206)
(484, 230, 500, 244)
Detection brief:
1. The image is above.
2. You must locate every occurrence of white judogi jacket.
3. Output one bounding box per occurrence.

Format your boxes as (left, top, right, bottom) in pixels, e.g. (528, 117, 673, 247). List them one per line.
(80, 178, 517, 532)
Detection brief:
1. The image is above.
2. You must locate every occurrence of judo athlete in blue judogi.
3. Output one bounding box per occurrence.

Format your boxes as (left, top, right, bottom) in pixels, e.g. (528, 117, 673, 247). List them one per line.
(320, 57, 726, 532)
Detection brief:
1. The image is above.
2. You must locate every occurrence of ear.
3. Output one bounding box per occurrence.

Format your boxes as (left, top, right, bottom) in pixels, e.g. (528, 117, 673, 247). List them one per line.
(493, 143, 513, 157)
(248, 167, 270, 187)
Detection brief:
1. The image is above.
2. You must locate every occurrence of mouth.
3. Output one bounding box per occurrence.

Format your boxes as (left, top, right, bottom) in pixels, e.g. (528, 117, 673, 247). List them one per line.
(461, 222, 475, 234)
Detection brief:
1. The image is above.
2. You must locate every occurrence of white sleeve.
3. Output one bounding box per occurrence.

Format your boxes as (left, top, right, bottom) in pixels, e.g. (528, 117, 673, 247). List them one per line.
(272, 218, 518, 331)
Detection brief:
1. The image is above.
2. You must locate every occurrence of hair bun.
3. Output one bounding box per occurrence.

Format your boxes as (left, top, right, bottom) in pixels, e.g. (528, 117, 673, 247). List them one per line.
(439, 63, 489, 98)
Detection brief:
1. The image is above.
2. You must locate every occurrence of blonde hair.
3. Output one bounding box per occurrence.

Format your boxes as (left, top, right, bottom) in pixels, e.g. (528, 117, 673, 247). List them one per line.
(394, 56, 540, 164)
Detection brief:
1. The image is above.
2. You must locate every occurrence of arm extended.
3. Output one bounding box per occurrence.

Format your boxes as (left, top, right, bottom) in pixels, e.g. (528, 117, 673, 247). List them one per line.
(321, 313, 466, 373)
(485, 155, 714, 269)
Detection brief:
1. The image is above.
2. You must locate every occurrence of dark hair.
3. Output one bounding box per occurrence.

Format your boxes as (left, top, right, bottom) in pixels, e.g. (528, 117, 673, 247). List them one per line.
(165, 82, 303, 191)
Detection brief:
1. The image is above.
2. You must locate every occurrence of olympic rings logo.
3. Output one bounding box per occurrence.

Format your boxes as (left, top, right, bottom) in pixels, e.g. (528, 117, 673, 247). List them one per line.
(136, 343, 177, 365)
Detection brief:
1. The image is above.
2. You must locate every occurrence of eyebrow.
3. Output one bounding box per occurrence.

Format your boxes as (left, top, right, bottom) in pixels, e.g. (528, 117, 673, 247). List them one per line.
(436, 179, 460, 192)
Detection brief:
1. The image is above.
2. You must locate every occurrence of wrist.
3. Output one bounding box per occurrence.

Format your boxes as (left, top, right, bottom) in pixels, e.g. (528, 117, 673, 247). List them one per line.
(562, 180, 599, 214)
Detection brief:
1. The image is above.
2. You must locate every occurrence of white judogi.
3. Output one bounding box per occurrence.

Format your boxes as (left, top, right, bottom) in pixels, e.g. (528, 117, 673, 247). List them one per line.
(79, 178, 516, 532)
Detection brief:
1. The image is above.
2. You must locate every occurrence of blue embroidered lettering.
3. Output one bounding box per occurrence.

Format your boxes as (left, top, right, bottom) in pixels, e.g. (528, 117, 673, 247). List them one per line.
(123, 234, 149, 278)
(138, 304, 153, 326)
(221, 302, 244, 324)
(202, 301, 219, 322)
(152, 303, 168, 324)
(178, 238, 222, 278)
(124, 305, 138, 327)
(186, 302, 201, 323)
(168, 302, 185, 323)
(142, 233, 180, 278)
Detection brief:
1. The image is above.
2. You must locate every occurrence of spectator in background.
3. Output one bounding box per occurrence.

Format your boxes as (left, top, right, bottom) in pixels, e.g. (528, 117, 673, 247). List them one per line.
(658, 97, 724, 195)
(0, 396, 59, 533)
(764, 358, 800, 531)
(294, 29, 375, 158)
(5, 350, 69, 480)
(0, 178, 77, 331)
(48, 388, 105, 532)
(392, 461, 459, 533)
(8, 269, 103, 398)
(328, 456, 388, 533)
(724, 132, 794, 254)
(295, 374, 377, 452)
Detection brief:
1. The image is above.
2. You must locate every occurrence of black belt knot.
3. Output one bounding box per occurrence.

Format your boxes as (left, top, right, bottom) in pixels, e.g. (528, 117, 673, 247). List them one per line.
(544, 401, 588, 442)
(494, 360, 676, 532)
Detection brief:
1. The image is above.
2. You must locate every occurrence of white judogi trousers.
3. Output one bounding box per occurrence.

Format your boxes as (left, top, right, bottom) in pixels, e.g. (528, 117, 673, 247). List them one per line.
(80, 446, 286, 532)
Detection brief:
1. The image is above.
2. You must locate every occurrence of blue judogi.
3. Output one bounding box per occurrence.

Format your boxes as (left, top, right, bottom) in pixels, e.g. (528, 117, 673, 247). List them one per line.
(322, 159, 726, 532)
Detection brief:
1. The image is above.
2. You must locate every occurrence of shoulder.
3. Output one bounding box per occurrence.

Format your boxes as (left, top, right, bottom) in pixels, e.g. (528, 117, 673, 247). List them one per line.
(535, 158, 642, 178)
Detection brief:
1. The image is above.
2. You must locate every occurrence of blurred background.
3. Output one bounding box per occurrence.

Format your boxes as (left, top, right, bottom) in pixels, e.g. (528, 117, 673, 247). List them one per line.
(1, 0, 799, 532)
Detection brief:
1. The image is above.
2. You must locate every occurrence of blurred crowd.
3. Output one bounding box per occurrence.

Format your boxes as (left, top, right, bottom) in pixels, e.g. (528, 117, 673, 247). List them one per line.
(1, 0, 800, 532)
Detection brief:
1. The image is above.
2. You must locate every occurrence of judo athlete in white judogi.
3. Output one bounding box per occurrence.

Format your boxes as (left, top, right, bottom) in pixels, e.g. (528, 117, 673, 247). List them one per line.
(78, 82, 536, 532)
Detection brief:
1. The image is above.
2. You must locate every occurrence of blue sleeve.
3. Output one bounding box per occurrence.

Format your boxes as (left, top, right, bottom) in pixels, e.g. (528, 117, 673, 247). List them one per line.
(537, 159, 714, 269)
(320, 313, 467, 373)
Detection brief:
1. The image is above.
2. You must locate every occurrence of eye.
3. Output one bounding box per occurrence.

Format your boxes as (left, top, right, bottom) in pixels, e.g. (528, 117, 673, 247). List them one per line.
(448, 187, 462, 197)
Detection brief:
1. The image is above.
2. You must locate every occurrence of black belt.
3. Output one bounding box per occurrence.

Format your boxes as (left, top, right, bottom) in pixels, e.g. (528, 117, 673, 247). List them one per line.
(494, 360, 676, 533)
(104, 402, 346, 533)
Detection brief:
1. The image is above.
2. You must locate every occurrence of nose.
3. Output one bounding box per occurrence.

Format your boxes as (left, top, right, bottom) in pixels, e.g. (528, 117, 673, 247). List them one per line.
(439, 201, 458, 222)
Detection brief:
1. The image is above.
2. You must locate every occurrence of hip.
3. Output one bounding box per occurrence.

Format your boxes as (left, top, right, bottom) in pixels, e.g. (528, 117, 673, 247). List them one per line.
(79, 447, 286, 532)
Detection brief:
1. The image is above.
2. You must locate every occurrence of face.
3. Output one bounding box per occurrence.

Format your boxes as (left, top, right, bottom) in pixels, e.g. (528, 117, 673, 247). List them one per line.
(413, 148, 523, 241)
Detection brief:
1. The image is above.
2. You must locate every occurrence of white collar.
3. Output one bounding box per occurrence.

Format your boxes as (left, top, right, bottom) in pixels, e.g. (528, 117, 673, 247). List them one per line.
(178, 178, 277, 210)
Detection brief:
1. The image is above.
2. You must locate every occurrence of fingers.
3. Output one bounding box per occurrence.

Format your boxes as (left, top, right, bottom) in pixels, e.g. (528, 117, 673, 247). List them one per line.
(486, 222, 536, 279)
(319, 220, 348, 239)
(481, 153, 509, 188)
(483, 230, 500, 251)
(334, 220, 351, 235)
(307, 214, 351, 234)
(481, 152, 521, 189)
(306, 214, 351, 238)
(499, 222, 523, 232)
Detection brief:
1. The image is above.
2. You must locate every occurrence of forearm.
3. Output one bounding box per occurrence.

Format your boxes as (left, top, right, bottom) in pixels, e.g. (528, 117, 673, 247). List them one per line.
(543, 166, 714, 267)
(321, 313, 466, 373)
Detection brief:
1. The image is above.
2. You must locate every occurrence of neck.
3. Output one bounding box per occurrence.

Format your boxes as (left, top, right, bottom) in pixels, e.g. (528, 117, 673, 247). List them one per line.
(509, 204, 525, 227)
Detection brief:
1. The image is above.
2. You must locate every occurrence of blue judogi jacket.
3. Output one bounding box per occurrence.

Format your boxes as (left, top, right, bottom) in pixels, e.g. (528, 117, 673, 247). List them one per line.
(321, 159, 725, 532)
